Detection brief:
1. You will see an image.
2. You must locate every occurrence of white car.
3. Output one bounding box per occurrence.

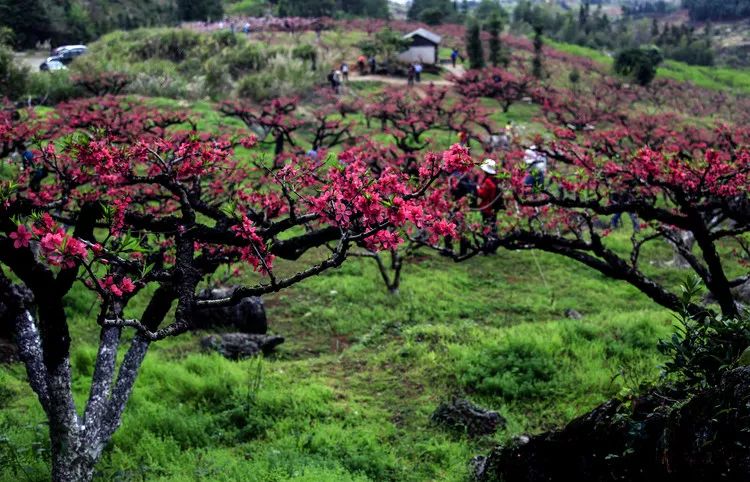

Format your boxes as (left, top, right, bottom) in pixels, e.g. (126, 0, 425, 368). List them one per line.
(44, 60, 66, 71)
(51, 45, 87, 56)
(40, 45, 87, 71)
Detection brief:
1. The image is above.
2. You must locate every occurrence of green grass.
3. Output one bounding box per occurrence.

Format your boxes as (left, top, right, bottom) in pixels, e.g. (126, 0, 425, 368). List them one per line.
(0, 239, 679, 481)
(548, 38, 750, 95)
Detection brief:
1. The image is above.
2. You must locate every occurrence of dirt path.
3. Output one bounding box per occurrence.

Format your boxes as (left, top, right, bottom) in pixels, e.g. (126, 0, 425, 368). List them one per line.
(349, 74, 453, 87)
(346, 62, 466, 88)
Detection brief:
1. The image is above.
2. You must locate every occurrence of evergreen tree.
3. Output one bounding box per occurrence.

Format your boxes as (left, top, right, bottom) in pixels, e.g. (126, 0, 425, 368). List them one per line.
(466, 19, 485, 69)
(177, 0, 223, 21)
(532, 22, 544, 79)
(408, 0, 453, 22)
(487, 13, 503, 67)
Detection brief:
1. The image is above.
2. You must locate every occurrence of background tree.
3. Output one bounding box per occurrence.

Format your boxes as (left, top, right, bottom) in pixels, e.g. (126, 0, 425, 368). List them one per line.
(475, 0, 507, 23)
(176, 0, 223, 21)
(532, 22, 544, 79)
(466, 19, 485, 69)
(486, 13, 504, 67)
(357, 27, 411, 65)
(336, 0, 390, 19)
(614, 46, 663, 86)
(0, 32, 27, 99)
(408, 0, 455, 24)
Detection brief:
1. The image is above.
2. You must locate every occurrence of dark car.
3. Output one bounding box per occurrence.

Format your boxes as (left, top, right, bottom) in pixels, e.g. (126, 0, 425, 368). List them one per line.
(39, 45, 87, 71)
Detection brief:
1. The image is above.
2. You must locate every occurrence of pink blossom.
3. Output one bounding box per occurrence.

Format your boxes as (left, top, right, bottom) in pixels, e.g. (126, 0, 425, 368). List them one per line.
(9, 225, 32, 249)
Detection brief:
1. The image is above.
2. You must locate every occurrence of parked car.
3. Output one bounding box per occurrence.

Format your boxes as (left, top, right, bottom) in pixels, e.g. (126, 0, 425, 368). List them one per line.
(40, 45, 87, 71)
(42, 59, 66, 71)
(51, 44, 87, 56)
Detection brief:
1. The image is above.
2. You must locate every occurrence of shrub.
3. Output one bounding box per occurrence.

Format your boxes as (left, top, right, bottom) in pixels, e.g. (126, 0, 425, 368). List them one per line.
(459, 337, 559, 400)
(134, 29, 202, 62)
(25, 71, 82, 104)
(658, 278, 750, 387)
(225, 44, 270, 77)
(236, 55, 323, 101)
(0, 46, 28, 100)
(203, 58, 232, 99)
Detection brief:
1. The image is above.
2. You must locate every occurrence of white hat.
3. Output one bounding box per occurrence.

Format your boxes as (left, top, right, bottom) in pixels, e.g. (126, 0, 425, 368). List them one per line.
(480, 158, 497, 175)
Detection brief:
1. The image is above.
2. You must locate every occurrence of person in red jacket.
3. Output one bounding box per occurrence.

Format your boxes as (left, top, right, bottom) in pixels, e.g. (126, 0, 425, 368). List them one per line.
(477, 159, 501, 233)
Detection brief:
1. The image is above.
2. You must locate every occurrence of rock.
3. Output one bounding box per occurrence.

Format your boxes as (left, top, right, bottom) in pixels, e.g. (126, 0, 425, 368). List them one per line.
(471, 455, 488, 480)
(476, 366, 750, 482)
(201, 333, 284, 360)
(195, 287, 267, 334)
(702, 279, 750, 308)
(431, 398, 506, 438)
(564, 309, 583, 320)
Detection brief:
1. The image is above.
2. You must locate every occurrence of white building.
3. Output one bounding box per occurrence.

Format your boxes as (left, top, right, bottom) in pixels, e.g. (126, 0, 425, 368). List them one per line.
(397, 28, 442, 65)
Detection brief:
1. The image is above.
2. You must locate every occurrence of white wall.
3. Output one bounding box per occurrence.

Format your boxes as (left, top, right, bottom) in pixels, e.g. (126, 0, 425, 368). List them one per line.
(397, 46, 436, 64)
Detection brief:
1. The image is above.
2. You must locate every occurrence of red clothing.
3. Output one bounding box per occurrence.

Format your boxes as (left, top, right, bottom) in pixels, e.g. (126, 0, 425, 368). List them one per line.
(477, 175, 498, 216)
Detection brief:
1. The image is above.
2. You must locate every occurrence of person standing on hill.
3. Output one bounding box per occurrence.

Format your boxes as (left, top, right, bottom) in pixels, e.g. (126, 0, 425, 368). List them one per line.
(414, 62, 423, 83)
(369, 55, 377, 74)
(341, 62, 349, 82)
(333, 70, 342, 94)
(451, 48, 460, 68)
(524, 145, 546, 188)
(357, 55, 366, 75)
(477, 159, 502, 233)
(407, 64, 416, 86)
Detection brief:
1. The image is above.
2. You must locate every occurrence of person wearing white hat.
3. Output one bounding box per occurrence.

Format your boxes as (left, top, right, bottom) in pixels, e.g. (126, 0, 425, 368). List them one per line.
(477, 158, 502, 235)
(524, 145, 546, 188)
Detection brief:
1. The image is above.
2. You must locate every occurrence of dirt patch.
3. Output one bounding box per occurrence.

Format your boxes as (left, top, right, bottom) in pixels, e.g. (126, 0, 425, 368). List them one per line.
(13, 51, 49, 71)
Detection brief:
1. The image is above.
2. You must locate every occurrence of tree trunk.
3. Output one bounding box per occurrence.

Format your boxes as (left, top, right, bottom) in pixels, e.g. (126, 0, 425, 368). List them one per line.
(51, 435, 97, 482)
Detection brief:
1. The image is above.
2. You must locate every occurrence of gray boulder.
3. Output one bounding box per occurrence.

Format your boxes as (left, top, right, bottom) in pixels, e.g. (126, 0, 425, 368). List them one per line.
(195, 287, 267, 334)
(564, 309, 583, 320)
(702, 280, 750, 308)
(431, 398, 506, 438)
(201, 333, 284, 360)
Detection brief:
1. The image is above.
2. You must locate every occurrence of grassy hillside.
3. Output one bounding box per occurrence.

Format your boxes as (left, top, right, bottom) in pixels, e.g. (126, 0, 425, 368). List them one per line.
(548, 39, 750, 94)
(2, 23, 746, 482)
(1, 226, 676, 481)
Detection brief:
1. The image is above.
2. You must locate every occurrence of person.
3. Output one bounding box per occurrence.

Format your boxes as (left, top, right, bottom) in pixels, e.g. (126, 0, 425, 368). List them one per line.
(315, 22, 323, 42)
(18, 147, 47, 192)
(451, 48, 459, 68)
(477, 159, 502, 232)
(610, 192, 640, 232)
(341, 62, 349, 82)
(242, 22, 251, 35)
(327, 69, 337, 91)
(523, 145, 546, 189)
(445, 169, 477, 256)
(407, 64, 415, 86)
(333, 70, 342, 94)
(307, 149, 319, 160)
(458, 131, 469, 147)
(414, 62, 422, 83)
(357, 55, 366, 75)
(369, 55, 376, 74)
